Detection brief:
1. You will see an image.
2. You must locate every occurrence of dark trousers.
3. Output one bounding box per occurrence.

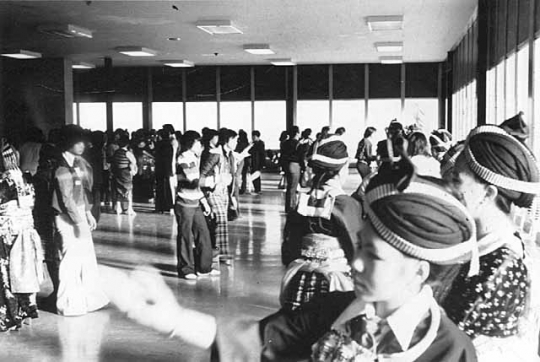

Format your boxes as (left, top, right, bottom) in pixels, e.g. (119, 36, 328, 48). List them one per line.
(91, 188, 101, 223)
(285, 162, 301, 213)
(252, 173, 261, 192)
(175, 203, 213, 276)
(356, 161, 371, 179)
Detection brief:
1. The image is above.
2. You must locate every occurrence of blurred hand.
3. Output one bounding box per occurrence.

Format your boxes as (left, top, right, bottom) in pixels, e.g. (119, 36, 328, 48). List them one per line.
(200, 198, 212, 216)
(86, 212, 97, 231)
(100, 266, 217, 348)
(100, 266, 184, 336)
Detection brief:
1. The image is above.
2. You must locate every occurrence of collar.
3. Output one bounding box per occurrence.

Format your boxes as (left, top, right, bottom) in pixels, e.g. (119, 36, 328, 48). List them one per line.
(62, 152, 76, 167)
(319, 178, 345, 196)
(181, 149, 196, 159)
(477, 231, 523, 258)
(385, 285, 433, 351)
(332, 285, 434, 351)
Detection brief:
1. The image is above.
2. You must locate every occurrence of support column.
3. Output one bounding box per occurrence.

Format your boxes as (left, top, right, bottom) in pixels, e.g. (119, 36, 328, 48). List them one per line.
(528, 0, 537, 153)
(364, 64, 369, 124)
(216, 66, 221, 129)
(329, 64, 333, 128)
(476, 0, 489, 125)
(437, 62, 445, 129)
(250, 66, 255, 131)
(63, 58, 74, 125)
(446, 54, 454, 133)
(104, 57, 113, 131)
(285, 66, 297, 130)
(400, 63, 406, 117)
(182, 69, 187, 132)
(143, 68, 153, 130)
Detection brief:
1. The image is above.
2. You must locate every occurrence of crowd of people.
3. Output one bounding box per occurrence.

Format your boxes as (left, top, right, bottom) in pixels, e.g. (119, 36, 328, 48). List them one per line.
(0, 112, 538, 361)
(0, 124, 267, 325)
(106, 114, 537, 362)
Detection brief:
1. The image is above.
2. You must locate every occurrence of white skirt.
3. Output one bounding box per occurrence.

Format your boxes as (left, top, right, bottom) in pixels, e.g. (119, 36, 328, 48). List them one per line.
(55, 209, 108, 316)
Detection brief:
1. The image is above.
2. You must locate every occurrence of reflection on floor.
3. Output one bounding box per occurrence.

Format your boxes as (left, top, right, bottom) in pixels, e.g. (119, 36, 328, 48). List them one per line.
(0, 172, 362, 362)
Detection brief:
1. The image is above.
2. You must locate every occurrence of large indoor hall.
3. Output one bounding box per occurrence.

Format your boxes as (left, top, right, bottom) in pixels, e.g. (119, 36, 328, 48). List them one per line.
(0, 1, 540, 361)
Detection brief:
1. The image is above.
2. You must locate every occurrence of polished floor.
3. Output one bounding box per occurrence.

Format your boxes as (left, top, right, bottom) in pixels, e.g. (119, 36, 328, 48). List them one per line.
(0, 172, 360, 362)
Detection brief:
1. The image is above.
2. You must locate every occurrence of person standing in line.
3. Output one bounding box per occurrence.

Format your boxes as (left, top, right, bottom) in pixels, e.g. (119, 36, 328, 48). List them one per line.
(277, 131, 289, 190)
(111, 133, 137, 215)
(132, 136, 155, 203)
(335, 127, 346, 136)
(163, 124, 179, 210)
(154, 129, 175, 214)
(442, 118, 539, 361)
(280, 136, 362, 310)
(105, 130, 122, 209)
(0, 139, 43, 329)
(201, 129, 234, 264)
(376, 120, 406, 173)
(281, 126, 301, 213)
(297, 128, 313, 189)
(18, 126, 45, 177)
(407, 132, 440, 178)
(249, 130, 266, 194)
(308, 126, 331, 160)
(355, 126, 377, 179)
(86, 131, 107, 223)
(236, 130, 250, 195)
(51, 125, 108, 316)
(175, 131, 219, 280)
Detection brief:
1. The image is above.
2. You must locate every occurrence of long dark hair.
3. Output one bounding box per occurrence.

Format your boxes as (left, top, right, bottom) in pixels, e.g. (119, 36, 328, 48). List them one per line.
(407, 132, 431, 157)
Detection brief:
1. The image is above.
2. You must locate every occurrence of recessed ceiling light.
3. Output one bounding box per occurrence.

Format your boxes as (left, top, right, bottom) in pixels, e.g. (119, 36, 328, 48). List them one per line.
(38, 24, 93, 38)
(1, 49, 42, 59)
(196, 20, 243, 35)
(269, 58, 296, 66)
(380, 56, 403, 64)
(375, 42, 403, 52)
(72, 62, 95, 69)
(162, 60, 194, 68)
(168, 37, 182, 41)
(366, 16, 403, 31)
(243, 44, 275, 55)
(116, 46, 157, 57)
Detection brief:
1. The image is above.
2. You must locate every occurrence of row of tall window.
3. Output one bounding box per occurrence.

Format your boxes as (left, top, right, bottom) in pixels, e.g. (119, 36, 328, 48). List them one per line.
(73, 98, 438, 151)
(451, 0, 540, 158)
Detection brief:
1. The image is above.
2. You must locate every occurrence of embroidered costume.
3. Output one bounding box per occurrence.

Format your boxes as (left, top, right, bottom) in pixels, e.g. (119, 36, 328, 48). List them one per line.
(0, 166, 42, 331)
(280, 138, 362, 310)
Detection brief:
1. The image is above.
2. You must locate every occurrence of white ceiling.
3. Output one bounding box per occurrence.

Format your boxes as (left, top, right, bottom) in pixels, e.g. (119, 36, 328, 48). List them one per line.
(0, 0, 477, 67)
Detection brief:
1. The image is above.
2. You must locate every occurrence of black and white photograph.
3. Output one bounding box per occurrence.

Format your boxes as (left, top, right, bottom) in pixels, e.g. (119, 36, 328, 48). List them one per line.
(0, 1, 539, 361)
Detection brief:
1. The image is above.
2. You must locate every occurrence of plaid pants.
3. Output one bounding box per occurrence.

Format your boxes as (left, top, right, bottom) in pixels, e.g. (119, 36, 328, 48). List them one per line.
(207, 187, 229, 256)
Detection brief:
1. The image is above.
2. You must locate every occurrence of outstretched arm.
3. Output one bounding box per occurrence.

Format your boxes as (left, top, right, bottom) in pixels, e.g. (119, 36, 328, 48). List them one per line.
(101, 266, 217, 349)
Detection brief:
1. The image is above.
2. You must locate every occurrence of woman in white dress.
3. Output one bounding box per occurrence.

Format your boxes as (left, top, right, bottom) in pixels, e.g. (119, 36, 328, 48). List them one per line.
(51, 125, 108, 316)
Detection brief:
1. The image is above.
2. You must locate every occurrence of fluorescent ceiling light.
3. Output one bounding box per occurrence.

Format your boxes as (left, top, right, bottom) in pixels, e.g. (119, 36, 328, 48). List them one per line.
(116, 46, 157, 57)
(243, 44, 274, 55)
(162, 60, 194, 68)
(196, 20, 242, 35)
(72, 62, 95, 69)
(380, 56, 403, 64)
(1, 49, 42, 59)
(366, 16, 403, 31)
(38, 24, 93, 38)
(269, 58, 296, 66)
(375, 42, 403, 52)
